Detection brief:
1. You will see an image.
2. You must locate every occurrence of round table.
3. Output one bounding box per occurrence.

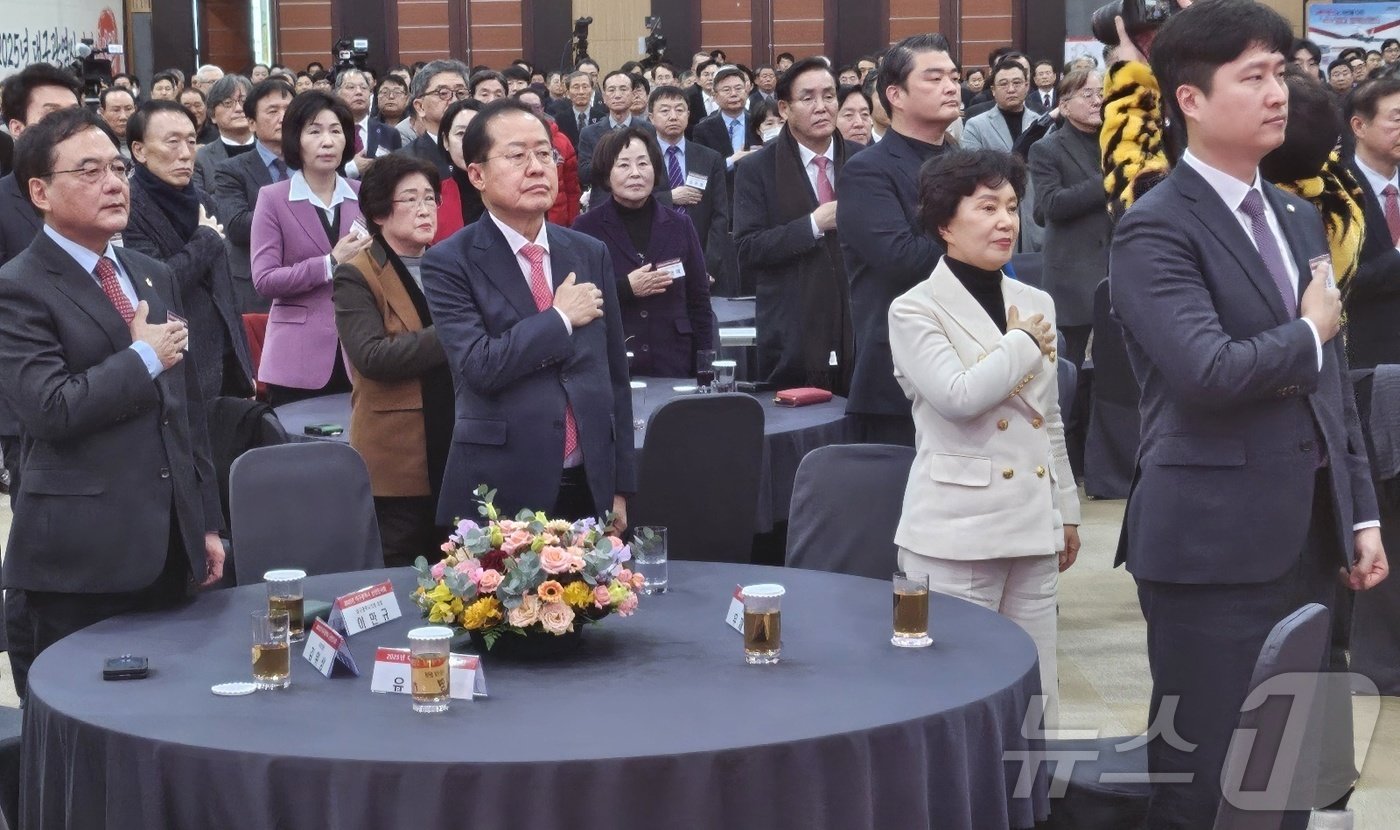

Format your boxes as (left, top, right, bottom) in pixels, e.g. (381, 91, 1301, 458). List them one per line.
(24, 564, 1049, 830)
(275, 383, 849, 533)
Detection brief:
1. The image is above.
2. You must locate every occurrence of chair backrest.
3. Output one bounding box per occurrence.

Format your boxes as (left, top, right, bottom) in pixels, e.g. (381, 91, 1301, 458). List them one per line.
(228, 442, 383, 585)
(785, 444, 915, 579)
(1057, 357, 1077, 424)
(207, 396, 290, 530)
(1213, 603, 1332, 830)
(628, 394, 764, 563)
(1009, 252, 1044, 288)
(241, 313, 269, 399)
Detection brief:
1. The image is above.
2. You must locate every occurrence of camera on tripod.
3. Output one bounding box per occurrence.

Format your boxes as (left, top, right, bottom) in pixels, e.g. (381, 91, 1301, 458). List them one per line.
(71, 39, 119, 102)
(1091, 0, 1180, 58)
(641, 16, 667, 70)
(333, 38, 369, 72)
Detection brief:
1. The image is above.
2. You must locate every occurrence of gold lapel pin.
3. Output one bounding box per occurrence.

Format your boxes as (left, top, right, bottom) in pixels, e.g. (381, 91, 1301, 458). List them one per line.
(1285, 205, 1295, 213)
(144, 277, 153, 286)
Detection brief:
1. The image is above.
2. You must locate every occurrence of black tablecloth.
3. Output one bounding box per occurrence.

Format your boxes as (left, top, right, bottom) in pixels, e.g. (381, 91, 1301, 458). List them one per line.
(24, 564, 1049, 830)
(275, 383, 849, 533)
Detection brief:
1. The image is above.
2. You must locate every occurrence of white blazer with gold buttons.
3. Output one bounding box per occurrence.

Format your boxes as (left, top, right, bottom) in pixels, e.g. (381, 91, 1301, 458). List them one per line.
(888, 257, 1080, 562)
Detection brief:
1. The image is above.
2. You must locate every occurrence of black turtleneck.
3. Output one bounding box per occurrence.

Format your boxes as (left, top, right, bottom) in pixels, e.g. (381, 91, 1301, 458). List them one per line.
(945, 255, 1008, 333)
(999, 108, 1025, 144)
(615, 197, 653, 258)
(892, 129, 947, 164)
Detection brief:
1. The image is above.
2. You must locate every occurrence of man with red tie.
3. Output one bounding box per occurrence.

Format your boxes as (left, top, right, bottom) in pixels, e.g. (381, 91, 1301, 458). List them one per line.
(1344, 75, 1400, 368)
(0, 108, 225, 698)
(421, 99, 635, 526)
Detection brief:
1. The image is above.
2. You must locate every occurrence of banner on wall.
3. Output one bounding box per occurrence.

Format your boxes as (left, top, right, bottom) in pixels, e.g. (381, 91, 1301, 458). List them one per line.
(0, 1, 124, 76)
(1307, 2, 1400, 65)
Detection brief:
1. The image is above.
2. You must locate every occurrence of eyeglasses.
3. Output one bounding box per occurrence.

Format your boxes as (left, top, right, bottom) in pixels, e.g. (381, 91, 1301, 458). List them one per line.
(216, 97, 247, 109)
(44, 159, 130, 184)
(486, 148, 555, 169)
(424, 86, 471, 101)
(393, 194, 442, 209)
(378, 88, 406, 99)
(994, 79, 1027, 90)
(1070, 89, 1104, 102)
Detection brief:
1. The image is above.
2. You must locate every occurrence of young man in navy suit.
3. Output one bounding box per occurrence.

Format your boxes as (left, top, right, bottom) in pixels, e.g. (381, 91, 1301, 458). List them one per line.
(421, 99, 635, 527)
(1111, 2, 1388, 826)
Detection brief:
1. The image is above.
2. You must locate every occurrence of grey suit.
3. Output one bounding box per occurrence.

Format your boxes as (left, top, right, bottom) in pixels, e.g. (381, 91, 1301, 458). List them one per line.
(576, 117, 655, 188)
(960, 107, 1045, 252)
(212, 147, 275, 313)
(194, 138, 234, 195)
(1028, 124, 1111, 328)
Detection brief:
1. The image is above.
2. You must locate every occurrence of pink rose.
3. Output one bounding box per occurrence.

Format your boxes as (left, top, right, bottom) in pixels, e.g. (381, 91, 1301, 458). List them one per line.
(500, 529, 533, 555)
(608, 535, 623, 549)
(567, 548, 586, 572)
(440, 541, 455, 553)
(539, 545, 571, 574)
(539, 602, 577, 635)
(617, 594, 639, 617)
(618, 568, 634, 583)
(455, 560, 482, 581)
(507, 594, 540, 627)
(430, 561, 447, 579)
(593, 584, 612, 608)
(630, 572, 645, 591)
(476, 569, 503, 593)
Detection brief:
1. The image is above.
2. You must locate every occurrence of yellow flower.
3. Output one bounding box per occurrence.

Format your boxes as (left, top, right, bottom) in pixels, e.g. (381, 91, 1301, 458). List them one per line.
(462, 596, 504, 630)
(489, 526, 504, 548)
(537, 580, 564, 603)
(563, 580, 593, 609)
(426, 582, 453, 604)
(428, 602, 454, 623)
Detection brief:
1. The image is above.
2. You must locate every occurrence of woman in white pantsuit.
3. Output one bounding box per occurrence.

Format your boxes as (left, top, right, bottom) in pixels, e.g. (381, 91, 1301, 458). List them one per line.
(888, 150, 1081, 728)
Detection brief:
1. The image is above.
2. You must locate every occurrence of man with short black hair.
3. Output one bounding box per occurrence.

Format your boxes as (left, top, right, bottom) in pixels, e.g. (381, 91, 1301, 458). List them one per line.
(1292, 38, 1323, 80)
(502, 64, 531, 95)
(685, 59, 722, 134)
(2, 62, 82, 264)
(961, 58, 1043, 252)
(649, 85, 734, 293)
(421, 99, 635, 525)
(693, 65, 756, 169)
(576, 71, 656, 186)
(1328, 58, 1354, 96)
(99, 87, 137, 157)
(752, 64, 778, 105)
(1028, 60, 1058, 112)
(1345, 75, 1400, 369)
(551, 70, 607, 150)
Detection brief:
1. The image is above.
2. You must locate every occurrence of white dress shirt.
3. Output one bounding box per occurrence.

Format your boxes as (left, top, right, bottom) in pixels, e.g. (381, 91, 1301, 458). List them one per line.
(288, 170, 359, 280)
(1354, 154, 1400, 251)
(345, 116, 370, 178)
(796, 138, 836, 239)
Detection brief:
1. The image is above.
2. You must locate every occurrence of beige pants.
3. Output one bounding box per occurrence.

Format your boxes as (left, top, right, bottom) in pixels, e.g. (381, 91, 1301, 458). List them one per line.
(899, 550, 1061, 729)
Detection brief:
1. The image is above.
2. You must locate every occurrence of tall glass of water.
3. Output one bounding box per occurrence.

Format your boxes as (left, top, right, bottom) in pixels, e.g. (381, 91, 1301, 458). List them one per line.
(407, 626, 452, 713)
(712, 359, 738, 393)
(631, 526, 668, 594)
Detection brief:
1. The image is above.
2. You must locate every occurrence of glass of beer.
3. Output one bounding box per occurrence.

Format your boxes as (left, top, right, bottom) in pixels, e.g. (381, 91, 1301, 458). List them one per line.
(251, 610, 291, 689)
(264, 569, 306, 642)
(407, 626, 452, 713)
(741, 584, 785, 664)
(892, 571, 932, 648)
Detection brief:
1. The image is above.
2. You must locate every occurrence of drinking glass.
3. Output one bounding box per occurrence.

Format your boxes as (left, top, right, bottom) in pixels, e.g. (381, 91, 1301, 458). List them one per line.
(631, 526, 668, 594)
(251, 610, 291, 689)
(264, 569, 306, 642)
(630, 380, 648, 431)
(408, 626, 452, 713)
(712, 359, 738, 393)
(741, 584, 785, 664)
(892, 571, 932, 648)
(696, 349, 717, 392)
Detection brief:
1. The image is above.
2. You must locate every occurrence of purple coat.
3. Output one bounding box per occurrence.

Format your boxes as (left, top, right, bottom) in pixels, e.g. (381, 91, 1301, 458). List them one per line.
(250, 176, 363, 389)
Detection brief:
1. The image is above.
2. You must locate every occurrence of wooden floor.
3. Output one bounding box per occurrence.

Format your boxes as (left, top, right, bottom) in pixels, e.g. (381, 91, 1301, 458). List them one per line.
(1, 494, 1397, 824)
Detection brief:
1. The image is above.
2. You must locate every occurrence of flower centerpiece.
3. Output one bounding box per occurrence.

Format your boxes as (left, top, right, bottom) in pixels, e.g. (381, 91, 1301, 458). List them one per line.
(412, 486, 643, 653)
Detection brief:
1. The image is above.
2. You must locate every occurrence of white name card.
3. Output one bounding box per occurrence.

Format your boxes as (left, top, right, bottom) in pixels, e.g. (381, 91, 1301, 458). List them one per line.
(684, 172, 709, 190)
(656, 258, 685, 280)
(370, 647, 487, 700)
(327, 580, 402, 636)
(725, 584, 745, 634)
(302, 618, 360, 677)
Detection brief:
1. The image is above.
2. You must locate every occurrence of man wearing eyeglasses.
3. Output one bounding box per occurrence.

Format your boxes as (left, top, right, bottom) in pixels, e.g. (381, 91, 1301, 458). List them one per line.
(193, 74, 255, 194)
(576, 71, 655, 187)
(0, 107, 225, 700)
(421, 99, 635, 527)
(337, 68, 403, 180)
(404, 59, 471, 180)
(961, 58, 1044, 252)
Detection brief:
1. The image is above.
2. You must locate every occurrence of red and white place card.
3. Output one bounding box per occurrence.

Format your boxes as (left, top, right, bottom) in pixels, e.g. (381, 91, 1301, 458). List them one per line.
(327, 580, 402, 636)
(725, 584, 745, 634)
(302, 618, 360, 677)
(369, 647, 487, 700)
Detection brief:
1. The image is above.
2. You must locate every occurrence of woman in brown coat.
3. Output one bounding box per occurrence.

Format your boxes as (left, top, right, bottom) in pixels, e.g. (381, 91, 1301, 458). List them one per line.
(333, 154, 453, 566)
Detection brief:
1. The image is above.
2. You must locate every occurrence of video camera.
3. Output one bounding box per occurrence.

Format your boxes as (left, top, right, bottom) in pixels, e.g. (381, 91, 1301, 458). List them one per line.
(1091, 0, 1181, 58)
(333, 38, 369, 72)
(71, 39, 119, 102)
(641, 16, 667, 70)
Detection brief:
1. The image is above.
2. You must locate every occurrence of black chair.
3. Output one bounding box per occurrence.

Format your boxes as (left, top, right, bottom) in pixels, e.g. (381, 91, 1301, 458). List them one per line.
(228, 442, 384, 584)
(784, 444, 915, 579)
(207, 395, 289, 531)
(1044, 603, 1332, 830)
(0, 705, 18, 830)
(1083, 279, 1140, 500)
(1009, 252, 1045, 288)
(628, 394, 764, 563)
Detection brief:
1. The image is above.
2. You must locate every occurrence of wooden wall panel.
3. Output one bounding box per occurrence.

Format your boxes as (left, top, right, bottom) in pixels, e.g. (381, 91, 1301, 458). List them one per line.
(772, 0, 823, 62)
(573, 0, 649, 74)
(397, 0, 452, 63)
(960, 0, 1011, 68)
(204, 0, 252, 72)
(277, 0, 333, 69)
(889, 0, 940, 47)
(700, 0, 754, 66)
(468, 0, 522, 67)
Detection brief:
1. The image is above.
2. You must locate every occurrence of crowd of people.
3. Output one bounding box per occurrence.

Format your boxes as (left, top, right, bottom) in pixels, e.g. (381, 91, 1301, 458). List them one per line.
(0, 0, 1394, 824)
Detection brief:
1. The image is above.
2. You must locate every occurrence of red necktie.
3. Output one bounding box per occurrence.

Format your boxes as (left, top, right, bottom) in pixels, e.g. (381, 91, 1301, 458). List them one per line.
(813, 156, 835, 205)
(95, 256, 135, 323)
(1383, 184, 1400, 246)
(520, 243, 578, 459)
(355, 127, 365, 155)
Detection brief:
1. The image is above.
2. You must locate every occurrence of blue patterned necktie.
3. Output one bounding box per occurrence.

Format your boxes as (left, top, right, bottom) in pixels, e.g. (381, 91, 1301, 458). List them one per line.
(666, 146, 684, 189)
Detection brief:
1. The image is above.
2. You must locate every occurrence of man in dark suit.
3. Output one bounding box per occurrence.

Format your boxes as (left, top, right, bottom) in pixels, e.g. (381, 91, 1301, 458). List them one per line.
(685, 60, 721, 137)
(421, 100, 635, 525)
(577, 71, 655, 187)
(402, 60, 470, 180)
(839, 34, 960, 445)
(1110, 4, 1387, 826)
(213, 78, 294, 313)
(735, 58, 857, 393)
(336, 68, 403, 180)
(1, 63, 81, 265)
(193, 74, 257, 195)
(649, 85, 736, 294)
(1343, 75, 1400, 369)
(1026, 60, 1059, 113)
(0, 109, 225, 698)
(550, 71, 608, 152)
(693, 66, 755, 164)
(124, 101, 255, 401)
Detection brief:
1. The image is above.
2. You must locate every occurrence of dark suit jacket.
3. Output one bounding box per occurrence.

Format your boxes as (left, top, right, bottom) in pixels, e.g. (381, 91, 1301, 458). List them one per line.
(364, 118, 403, 157)
(1343, 159, 1400, 369)
(403, 131, 451, 181)
(551, 100, 607, 150)
(420, 215, 636, 522)
(212, 147, 275, 313)
(0, 232, 222, 593)
(1027, 87, 1058, 114)
(0, 173, 45, 438)
(1028, 124, 1111, 327)
(0, 131, 12, 178)
(123, 174, 255, 401)
(837, 129, 946, 417)
(572, 197, 714, 378)
(194, 138, 234, 196)
(692, 110, 750, 159)
(657, 140, 734, 292)
(684, 87, 715, 136)
(576, 117, 656, 189)
(1110, 162, 1378, 584)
